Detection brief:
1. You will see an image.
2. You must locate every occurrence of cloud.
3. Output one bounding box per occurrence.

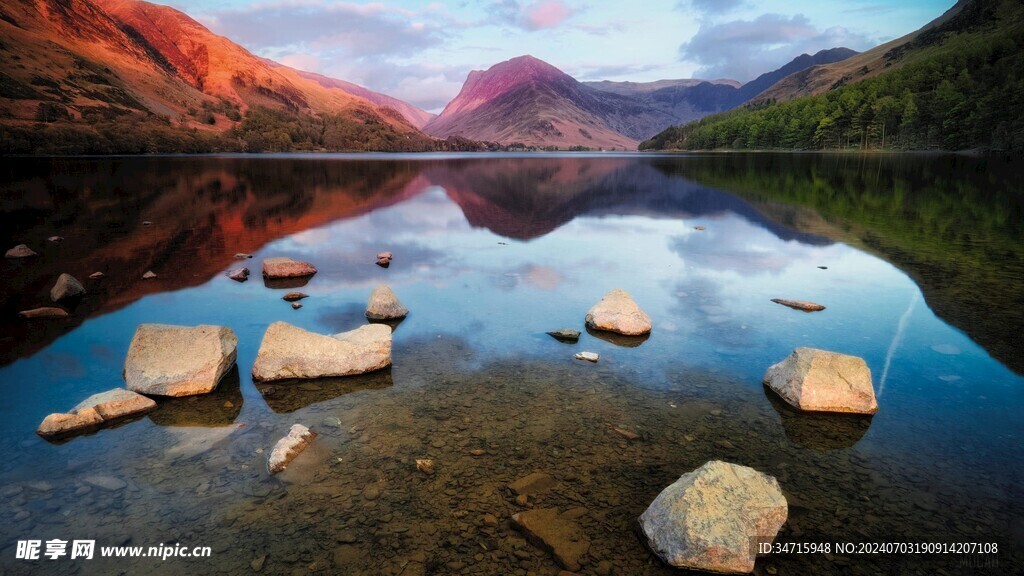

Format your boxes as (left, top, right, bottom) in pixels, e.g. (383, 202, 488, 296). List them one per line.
(676, 0, 743, 15)
(679, 13, 874, 82)
(490, 0, 577, 31)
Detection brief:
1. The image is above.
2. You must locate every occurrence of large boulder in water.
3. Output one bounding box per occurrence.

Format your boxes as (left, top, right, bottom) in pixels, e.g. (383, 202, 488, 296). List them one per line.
(585, 289, 651, 336)
(262, 257, 317, 279)
(37, 389, 157, 439)
(251, 322, 391, 382)
(50, 273, 85, 302)
(124, 324, 238, 397)
(365, 285, 408, 320)
(763, 347, 877, 414)
(639, 460, 788, 574)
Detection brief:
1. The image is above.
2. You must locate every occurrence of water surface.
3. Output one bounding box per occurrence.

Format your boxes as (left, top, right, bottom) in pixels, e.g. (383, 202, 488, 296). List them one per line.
(0, 153, 1021, 575)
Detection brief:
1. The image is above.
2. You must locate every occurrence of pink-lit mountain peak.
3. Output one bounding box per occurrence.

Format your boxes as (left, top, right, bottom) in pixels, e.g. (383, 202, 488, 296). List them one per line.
(440, 55, 571, 117)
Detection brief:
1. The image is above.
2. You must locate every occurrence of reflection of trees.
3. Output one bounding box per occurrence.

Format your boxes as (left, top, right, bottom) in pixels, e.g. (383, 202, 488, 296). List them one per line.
(658, 153, 1024, 374)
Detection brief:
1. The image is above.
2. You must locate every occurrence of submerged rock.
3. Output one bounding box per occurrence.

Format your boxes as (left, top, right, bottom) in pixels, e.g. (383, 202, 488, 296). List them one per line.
(509, 472, 556, 496)
(763, 347, 878, 414)
(267, 424, 317, 474)
(639, 460, 788, 574)
(770, 298, 826, 312)
(50, 273, 85, 302)
(282, 292, 308, 302)
(251, 322, 392, 382)
(511, 508, 590, 571)
(5, 244, 38, 258)
(37, 389, 157, 439)
(19, 307, 68, 319)
(366, 285, 408, 320)
(575, 352, 599, 362)
(226, 267, 249, 282)
(416, 459, 435, 475)
(262, 257, 317, 279)
(546, 329, 580, 342)
(585, 289, 651, 336)
(125, 324, 238, 396)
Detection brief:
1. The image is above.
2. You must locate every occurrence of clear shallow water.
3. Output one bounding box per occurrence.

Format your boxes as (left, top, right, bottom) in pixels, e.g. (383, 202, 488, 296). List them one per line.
(0, 153, 1021, 575)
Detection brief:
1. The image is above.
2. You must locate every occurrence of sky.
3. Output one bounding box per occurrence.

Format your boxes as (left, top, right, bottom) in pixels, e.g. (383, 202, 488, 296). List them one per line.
(169, 0, 954, 113)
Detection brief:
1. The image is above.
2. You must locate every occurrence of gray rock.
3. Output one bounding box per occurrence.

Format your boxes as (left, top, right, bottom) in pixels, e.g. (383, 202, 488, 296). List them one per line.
(268, 424, 317, 473)
(5, 244, 38, 258)
(639, 460, 788, 574)
(124, 324, 238, 396)
(763, 347, 878, 414)
(585, 289, 651, 336)
(262, 257, 317, 279)
(251, 322, 392, 382)
(37, 389, 156, 439)
(546, 329, 580, 342)
(50, 273, 85, 302)
(365, 285, 408, 320)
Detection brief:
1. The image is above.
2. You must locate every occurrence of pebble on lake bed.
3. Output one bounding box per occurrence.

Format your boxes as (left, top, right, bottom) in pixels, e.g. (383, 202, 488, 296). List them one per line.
(416, 459, 435, 475)
(575, 351, 599, 362)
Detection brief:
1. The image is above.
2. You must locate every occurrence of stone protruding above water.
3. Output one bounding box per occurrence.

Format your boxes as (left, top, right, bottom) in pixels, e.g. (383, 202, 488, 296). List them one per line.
(226, 267, 249, 282)
(585, 289, 651, 336)
(142, 271, 157, 279)
(267, 424, 317, 474)
(546, 329, 580, 342)
(763, 347, 878, 414)
(262, 257, 317, 279)
(376, 251, 393, 267)
(124, 324, 238, 397)
(282, 292, 308, 302)
(365, 285, 408, 320)
(771, 298, 826, 312)
(50, 273, 85, 302)
(511, 508, 590, 571)
(251, 322, 392, 382)
(5, 244, 38, 258)
(19, 307, 68, 319)
(638, 460, 788, 574)
(37, 388, 157, 439)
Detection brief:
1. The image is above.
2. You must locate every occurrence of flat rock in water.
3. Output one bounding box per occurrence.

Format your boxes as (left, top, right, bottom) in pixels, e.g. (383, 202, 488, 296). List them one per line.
(226, 267, 249, 282)
(37, 389, 156, 439)
(509, 472, 556, 496)
(5, 244, 38, 258)
(268, 424, 317, 473)
(282, 292, 308, 302)
(89, 272, 105, 279)
(763, 347, 878, 414)
(19, 307, 68, 319)
(585, 289, 651, 336)
(511, 508, 590, 571)
(771, 298, 826, 312)
(124, 324, 238, 396)
(546, 329, 580, 342)
(251, 322, 391, 382)
(639, 460, 788, 574)
(575, 352, 599, 362)
(262, 257, 317, 279)
(142, 271, 157, 279)
(366, 285, 408, 320)
(50, 273, 85, 302)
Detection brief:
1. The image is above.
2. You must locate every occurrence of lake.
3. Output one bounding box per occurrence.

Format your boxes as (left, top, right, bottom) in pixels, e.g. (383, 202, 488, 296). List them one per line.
(1, 153, 1021, 575)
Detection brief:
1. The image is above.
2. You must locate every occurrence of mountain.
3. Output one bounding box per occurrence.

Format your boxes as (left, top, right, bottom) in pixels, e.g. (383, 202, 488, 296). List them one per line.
(641, 0, 1024, 151)
(423, 55, 664, 149)
(0, 0, 445, 153)
(584, 49, 858, 133)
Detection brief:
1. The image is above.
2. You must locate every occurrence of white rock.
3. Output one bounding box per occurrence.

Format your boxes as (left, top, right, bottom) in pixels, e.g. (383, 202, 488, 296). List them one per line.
(365, 285, 408, 320)
(639, 460, 788, 574)
(585, 289, 651, 335)
(251, 322, 391, 382)
(575, 352, 599, 362)
(268, 424, 317, 473)
(763, 347, 878, 414)
(124, 324, 238, 396)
